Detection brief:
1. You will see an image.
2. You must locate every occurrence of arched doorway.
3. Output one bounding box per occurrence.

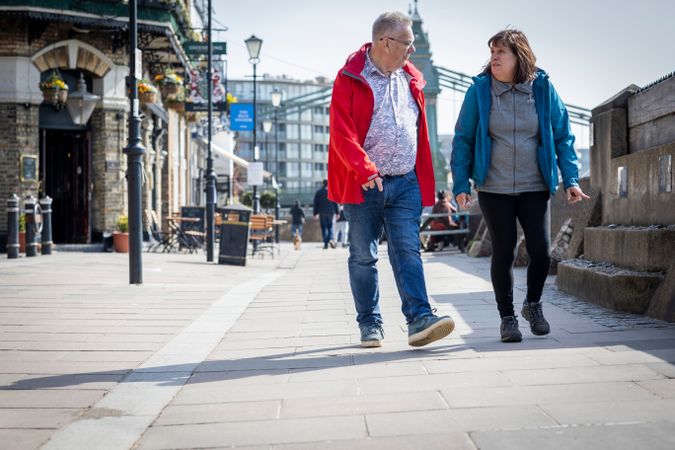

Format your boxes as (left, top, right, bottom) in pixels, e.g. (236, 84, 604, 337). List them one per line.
(32, 40, 113, 244)
(38, 69, 94, 244)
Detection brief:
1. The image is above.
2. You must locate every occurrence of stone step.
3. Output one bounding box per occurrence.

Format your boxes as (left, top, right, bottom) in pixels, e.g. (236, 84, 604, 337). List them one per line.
(584, 225, 675, 271)
(557, 259, 665, 315)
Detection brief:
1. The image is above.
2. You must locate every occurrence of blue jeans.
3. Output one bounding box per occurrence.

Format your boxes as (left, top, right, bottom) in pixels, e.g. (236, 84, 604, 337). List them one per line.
(291, 223, 303, 237)
(319, 214, 334, 247)
(344, 170, 432, 325)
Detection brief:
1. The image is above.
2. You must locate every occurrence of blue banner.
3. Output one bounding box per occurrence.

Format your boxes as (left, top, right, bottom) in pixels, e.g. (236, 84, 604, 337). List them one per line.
(230, 103, 254, 131)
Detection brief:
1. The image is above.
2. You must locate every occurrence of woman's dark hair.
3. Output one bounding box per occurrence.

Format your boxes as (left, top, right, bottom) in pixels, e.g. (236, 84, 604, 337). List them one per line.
(483, 29, 537, 84)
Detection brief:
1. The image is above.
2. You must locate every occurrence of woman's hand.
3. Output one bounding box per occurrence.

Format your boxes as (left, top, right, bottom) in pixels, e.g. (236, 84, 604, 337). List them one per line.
(456, 193, 472, 209)
(566, 186, 590, 204)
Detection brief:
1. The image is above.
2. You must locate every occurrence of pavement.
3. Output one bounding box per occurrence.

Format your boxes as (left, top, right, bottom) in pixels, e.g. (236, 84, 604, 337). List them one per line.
(1, 243, 675, 450)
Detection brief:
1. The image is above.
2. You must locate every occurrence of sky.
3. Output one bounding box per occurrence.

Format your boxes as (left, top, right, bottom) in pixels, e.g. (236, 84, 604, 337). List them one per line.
(213, 0, 674, 145)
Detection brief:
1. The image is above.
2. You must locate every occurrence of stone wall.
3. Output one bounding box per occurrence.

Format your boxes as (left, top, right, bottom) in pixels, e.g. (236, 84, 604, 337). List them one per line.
(590, 76, 675, 226)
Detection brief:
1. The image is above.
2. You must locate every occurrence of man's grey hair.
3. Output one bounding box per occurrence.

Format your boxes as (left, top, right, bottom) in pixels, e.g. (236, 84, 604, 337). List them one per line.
(372, 11, 412, 41)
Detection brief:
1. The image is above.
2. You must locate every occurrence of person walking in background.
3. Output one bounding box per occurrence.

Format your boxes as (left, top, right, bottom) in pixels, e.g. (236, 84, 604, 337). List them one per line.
(313, 179, 338, 249)
(335, 205, 349, 247)
(289, 199, 305, 238)
(451, 28, 589, 343)
(328, 11, 454, 348)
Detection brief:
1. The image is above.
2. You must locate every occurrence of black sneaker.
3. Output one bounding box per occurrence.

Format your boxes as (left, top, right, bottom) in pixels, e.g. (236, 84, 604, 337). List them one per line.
(521, 300, 551, 336)
(500, 316, 522, 343)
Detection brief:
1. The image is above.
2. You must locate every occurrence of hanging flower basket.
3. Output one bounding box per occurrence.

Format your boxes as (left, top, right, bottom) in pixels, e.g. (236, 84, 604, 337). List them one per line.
(137, 79, 158, 104)
(39, 71, 69, 107)
(139, 90, 157, 104)
(155, 70, 183, 98)
(160, 84, 180, 96)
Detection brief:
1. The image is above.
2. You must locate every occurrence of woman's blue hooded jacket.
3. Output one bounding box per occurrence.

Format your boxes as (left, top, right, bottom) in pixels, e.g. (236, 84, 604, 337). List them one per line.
(451, 70, 579, 197)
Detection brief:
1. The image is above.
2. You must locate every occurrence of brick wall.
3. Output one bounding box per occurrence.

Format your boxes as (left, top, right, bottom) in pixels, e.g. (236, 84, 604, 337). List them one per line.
(0, 104, 40, 235)
(90, 109, 128, 235)
(0, 17, 127, 65)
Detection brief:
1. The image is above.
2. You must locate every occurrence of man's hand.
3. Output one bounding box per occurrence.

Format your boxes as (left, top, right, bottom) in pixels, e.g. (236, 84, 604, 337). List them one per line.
(314, 214, 319, 220)
(362, 176, 383, 192)
(566, 186, 590, 204)
(456, 193, 472, 209)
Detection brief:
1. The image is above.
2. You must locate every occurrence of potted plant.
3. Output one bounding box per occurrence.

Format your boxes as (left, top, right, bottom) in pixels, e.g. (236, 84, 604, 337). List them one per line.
(113, 215, 129, 253)
(154, 69, 184, 97)
(164, 89, 186, 113)
(137, 80, 158, 104)
(39, 71, 69, 106)
(18, 214, 26, 253)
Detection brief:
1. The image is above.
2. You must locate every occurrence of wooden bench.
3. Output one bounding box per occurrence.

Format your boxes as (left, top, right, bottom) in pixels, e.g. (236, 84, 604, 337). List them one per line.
(249, 214, 276, 257)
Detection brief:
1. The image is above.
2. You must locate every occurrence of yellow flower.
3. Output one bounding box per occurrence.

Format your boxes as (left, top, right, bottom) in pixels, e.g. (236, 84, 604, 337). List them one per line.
(39, 72, 69, 91)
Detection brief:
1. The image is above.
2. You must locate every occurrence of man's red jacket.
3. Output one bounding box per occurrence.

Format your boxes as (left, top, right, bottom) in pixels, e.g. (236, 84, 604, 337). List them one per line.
(327, 43, 436, 206)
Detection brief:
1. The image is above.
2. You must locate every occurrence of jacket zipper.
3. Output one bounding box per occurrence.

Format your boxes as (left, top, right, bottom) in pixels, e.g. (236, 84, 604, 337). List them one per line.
(512, 88, 516, 194)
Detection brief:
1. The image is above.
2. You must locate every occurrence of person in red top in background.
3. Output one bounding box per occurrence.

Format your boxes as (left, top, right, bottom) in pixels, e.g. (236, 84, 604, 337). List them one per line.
(425, 190, 459, 252)
(328, 11, 454, 348)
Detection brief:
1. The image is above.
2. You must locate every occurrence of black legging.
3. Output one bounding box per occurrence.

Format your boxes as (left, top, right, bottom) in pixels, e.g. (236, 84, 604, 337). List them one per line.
(478, 191, 551, 318)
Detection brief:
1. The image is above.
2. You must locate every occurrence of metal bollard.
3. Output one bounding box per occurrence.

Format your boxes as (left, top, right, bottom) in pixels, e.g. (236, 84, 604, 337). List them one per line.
(24, 196, 39, 257)
(40, 196, 53, 255)
(6, 194, 19, 259)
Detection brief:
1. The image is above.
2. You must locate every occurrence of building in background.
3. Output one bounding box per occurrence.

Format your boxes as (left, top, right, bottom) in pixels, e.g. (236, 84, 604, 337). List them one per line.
(227, 75, 331, 207)
(0, 0, 206, 250)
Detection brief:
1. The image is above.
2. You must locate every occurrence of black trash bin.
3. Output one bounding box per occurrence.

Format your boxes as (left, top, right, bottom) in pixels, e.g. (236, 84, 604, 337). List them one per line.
(217, 205, 251, 266)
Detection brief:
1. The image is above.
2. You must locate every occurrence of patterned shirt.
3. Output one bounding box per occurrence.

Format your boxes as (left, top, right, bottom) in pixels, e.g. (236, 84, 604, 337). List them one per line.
(361, 51, 419, 176)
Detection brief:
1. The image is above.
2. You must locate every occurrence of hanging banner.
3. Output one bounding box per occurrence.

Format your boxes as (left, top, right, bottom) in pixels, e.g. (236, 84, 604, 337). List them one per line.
(230, 103, 254, 131)
(185, 63, 227, 112)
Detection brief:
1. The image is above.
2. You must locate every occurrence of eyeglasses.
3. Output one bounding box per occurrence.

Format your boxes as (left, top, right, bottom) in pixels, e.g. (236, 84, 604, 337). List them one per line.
(381, 36, 414, 50)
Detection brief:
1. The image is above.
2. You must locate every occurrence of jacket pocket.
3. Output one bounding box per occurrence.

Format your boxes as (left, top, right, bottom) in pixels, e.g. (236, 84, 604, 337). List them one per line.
(537, 145, 550, 189)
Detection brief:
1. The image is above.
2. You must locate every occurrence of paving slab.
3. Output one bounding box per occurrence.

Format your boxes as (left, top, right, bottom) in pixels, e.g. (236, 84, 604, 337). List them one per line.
(2, 244, 675, 449)
(471, 422, 675, 450)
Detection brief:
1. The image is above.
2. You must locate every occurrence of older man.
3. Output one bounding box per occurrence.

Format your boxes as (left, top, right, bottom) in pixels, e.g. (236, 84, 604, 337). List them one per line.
(328, 11, 455, 347)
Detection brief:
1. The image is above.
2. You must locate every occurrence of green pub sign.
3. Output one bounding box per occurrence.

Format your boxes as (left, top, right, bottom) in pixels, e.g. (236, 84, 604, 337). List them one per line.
(184, 41, 227, 55)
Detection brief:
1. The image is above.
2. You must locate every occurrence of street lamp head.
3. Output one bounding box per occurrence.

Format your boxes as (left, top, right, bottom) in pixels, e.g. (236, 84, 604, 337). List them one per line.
(262, 119, 272, 133)
(66, 73, 100, 126)
(271, 87, 282, 108)
(245, 34, 263, 64)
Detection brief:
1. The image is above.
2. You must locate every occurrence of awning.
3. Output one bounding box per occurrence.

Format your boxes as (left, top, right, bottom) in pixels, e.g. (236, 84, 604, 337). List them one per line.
(197, 137, 273, 179)
(144, 103, 168, 122)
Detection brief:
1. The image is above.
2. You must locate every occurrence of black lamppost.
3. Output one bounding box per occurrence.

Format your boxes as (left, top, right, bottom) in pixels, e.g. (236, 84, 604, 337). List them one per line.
(270, 87, 282, 243)
(244, 34, 262, 214)
(125, 0, 145, 284)
(205, 0, 216, 262)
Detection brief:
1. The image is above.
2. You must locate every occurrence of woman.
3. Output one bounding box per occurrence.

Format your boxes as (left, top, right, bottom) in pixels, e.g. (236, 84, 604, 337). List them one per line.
(451, 29, 589, 343)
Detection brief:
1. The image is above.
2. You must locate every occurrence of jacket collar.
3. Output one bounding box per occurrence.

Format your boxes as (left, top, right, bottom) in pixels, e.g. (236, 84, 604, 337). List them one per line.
(491, 78, 533, 96)
(342, 43, 425, 87)
(473, 68, 549, 88)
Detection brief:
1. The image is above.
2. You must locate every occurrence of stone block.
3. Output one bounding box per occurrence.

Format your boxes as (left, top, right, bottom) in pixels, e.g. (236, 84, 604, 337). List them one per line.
(556, 259, 664, 314)
(647, 262, 675, 322)
(584, 225, 675, 271)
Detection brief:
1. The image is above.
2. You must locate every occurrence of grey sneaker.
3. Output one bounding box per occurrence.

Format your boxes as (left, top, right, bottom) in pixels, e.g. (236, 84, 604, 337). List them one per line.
(360, 323, 384, 348)
(521, 300, 551, 336)
(500, 316, 522, 343)
(408, 314, 455, 347)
